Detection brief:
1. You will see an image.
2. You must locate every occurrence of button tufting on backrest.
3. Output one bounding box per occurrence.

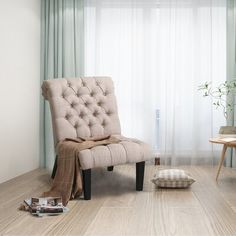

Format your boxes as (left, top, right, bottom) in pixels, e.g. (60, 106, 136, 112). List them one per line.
(41, 77, 121, 144)
(80, 112, 84, 118)
(93, 110, 99, 116)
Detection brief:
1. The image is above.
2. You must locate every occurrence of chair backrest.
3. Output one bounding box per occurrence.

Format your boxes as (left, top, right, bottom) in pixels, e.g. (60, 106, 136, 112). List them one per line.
(42, 77, 121, 145)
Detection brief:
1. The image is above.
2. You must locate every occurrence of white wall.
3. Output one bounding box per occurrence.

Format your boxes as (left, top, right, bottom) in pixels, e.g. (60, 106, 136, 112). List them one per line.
(0, 0, 41, 183)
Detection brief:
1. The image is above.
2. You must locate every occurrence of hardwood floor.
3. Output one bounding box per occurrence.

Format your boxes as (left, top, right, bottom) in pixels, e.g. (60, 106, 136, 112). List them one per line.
(1, 165, 236, 235)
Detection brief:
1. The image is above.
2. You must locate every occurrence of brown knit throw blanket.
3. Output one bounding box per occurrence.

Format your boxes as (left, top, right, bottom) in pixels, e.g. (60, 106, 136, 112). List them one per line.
(42, 135, 120, 206)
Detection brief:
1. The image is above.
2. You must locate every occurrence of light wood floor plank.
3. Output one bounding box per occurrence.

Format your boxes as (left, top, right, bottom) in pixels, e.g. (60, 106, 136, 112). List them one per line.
(190, 166, 236, 235)
(1, 165, 236, 235)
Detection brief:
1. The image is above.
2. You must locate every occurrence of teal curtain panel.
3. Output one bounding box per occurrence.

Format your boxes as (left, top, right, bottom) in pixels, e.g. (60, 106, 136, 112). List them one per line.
(226, 0, 236, 167)
(40, 0, 84, 169)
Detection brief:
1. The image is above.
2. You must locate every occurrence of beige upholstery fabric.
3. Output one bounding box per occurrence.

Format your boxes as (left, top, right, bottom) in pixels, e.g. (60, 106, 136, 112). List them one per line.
(42, 77, 152, 170)
(78, 135, 151, 169)
(152, 169, 195, 188)
(42, 77, 121, 144)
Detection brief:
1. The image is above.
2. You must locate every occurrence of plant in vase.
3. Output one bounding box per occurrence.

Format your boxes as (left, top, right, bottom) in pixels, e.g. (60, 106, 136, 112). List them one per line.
(198, 80, 236, 136)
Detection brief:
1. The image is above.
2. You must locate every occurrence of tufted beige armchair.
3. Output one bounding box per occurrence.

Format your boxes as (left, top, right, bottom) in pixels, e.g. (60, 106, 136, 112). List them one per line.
(42, 77, 152, 200)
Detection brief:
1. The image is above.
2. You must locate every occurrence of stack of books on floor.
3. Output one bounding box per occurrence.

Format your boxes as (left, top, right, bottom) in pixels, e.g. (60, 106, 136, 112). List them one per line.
(24, 197, 69, 217)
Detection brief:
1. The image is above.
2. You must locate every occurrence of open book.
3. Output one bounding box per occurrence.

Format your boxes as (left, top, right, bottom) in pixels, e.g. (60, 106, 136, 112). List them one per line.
(24, 197, 69, 217)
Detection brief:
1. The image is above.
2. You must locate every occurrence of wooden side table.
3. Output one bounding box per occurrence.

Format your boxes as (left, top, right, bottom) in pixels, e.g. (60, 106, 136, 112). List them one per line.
(209, 137, 236, 180)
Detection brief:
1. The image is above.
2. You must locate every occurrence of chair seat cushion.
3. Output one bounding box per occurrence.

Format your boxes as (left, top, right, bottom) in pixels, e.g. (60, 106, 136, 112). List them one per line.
(78, 136, 152, 169)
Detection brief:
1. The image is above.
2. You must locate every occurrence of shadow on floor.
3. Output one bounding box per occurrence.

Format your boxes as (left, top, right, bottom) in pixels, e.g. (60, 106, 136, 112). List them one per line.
(39, 166, 136, 198)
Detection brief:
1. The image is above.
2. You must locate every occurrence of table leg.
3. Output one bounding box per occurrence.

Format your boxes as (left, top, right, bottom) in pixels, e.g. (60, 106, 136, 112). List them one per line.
(155, 157, 160, 165)
(216, 144, 227, 181)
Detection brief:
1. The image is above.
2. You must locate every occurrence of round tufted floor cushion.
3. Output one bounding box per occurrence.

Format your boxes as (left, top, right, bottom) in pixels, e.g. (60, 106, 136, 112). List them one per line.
(152, 169, 195, 188)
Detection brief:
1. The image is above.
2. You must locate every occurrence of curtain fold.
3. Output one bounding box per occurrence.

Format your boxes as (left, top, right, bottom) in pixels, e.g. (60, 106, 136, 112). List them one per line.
(41, 0, 84, 169)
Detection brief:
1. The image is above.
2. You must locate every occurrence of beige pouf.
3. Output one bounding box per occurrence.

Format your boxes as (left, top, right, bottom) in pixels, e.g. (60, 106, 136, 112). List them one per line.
(152, 169, 195, 188)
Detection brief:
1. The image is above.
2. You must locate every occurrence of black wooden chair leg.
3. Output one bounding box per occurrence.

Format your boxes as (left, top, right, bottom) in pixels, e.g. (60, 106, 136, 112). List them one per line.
(82, 169, 91, 200)
(51, 156, 58, 179)
(136, 161, 145, 191)
(107, 166, 114, 171)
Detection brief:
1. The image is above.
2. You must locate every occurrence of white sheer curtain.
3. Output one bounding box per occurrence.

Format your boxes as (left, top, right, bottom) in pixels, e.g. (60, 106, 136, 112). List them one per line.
(84, 0, 226, 165)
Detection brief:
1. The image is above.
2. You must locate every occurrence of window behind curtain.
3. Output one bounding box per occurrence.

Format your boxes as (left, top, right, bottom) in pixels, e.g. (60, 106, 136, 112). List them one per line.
(84, 0, 226, 164)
